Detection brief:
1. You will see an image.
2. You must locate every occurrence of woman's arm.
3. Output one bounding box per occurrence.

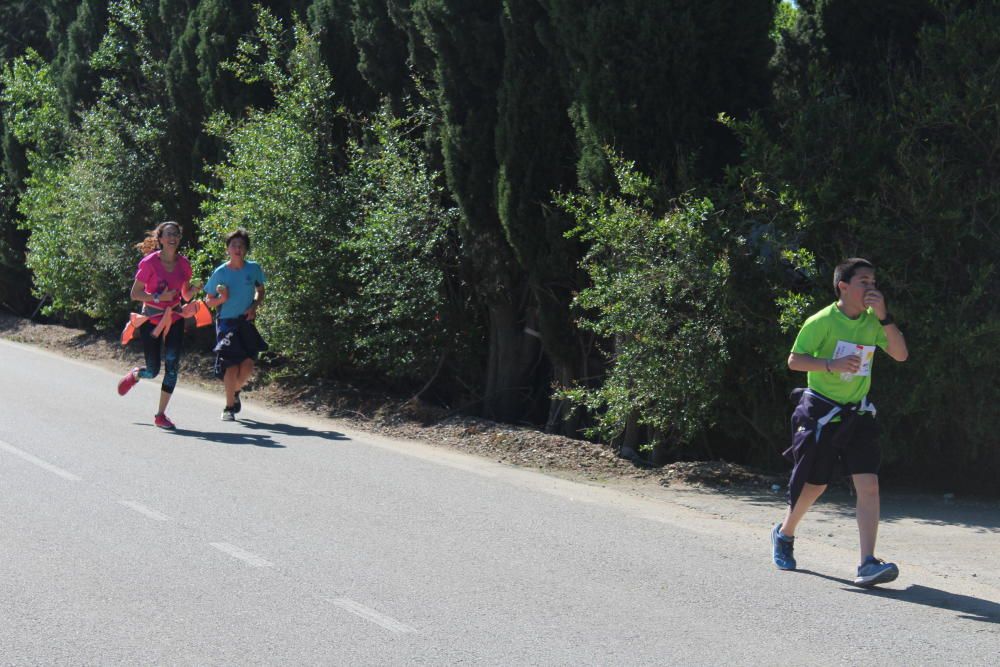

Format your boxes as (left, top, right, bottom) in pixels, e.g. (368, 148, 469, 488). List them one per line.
(130, 279, 176, 304)
(181, 280, 203, 302)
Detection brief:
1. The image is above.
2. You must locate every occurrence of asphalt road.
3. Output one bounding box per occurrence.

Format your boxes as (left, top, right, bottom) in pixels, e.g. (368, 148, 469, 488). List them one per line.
(1, 339, 997, 665)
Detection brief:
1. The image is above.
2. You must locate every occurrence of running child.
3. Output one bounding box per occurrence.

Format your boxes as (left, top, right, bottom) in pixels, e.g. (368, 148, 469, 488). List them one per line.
(204, 228, 267, 421)
(117, 222, 201, 429)
(772, 258, 908, 587)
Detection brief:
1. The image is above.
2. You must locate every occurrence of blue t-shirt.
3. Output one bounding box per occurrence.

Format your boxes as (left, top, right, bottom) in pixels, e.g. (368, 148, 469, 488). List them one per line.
(205, 260, 266, 319)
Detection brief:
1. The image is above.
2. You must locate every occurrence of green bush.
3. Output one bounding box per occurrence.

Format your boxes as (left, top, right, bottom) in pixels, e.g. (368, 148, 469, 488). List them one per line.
(198, 10, 352, 372)
(557, 150, 822, 462)
(0, 174, 31, 312)
(341, 107, 460, 381)
(200, 9, 459, 383)
(559, 157, 732, 449)
(2, 48, 164, 324)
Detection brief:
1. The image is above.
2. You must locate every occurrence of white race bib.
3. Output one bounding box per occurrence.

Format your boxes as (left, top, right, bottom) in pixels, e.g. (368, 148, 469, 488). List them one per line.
(833, 340, 876, 378)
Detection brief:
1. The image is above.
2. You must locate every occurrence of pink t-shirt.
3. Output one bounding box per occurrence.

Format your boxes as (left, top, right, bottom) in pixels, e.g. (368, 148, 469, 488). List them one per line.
(135, 252, 192, 318)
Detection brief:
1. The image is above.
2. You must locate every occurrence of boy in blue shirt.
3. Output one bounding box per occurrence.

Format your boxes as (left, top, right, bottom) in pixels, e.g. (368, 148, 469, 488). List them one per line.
(772, 258, 908, 586)
(205, 229, 267, 421)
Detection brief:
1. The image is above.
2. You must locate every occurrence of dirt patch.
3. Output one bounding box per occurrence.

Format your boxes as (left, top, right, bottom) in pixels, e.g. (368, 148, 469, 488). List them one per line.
(659, 460, 783, 489)
(0, 311, 778, 493)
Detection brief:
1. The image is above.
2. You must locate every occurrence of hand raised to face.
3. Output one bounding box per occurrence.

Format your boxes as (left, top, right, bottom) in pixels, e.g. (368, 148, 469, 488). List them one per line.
(863, 288, 887, 319)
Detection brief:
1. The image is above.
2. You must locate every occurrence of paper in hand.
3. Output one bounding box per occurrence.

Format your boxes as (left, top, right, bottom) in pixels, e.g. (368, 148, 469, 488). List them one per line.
(833, 340, 876, 378)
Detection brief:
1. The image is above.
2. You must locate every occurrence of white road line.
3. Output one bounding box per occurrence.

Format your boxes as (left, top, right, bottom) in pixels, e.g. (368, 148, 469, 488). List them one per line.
(0, 438, 81, 481)
(118, 500, 171, 522)
(209, 542, 274, 567)
(331, 598, 417, 634)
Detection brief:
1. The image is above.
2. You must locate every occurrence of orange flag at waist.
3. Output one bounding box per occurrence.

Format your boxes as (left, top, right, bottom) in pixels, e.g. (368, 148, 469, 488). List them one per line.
(189, 299, 212, 327)
(120, 300, 213, 346)
(121, 312, 149, 345)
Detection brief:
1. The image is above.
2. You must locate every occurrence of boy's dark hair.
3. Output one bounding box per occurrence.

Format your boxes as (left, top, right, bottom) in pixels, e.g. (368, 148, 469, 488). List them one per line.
(833, 257, 875, 296)
(225, 228, 251, 252)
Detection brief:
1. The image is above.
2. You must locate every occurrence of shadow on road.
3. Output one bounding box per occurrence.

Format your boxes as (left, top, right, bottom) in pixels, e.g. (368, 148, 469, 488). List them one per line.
(137, 424, 286, 448)
(723, 487, 1000, 533)
(235, 418, 349, 442)
(797, 569, 1000, 623)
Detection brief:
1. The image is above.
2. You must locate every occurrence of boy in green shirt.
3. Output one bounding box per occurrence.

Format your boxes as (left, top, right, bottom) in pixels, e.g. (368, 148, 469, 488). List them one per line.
(771, 258, 909, 586)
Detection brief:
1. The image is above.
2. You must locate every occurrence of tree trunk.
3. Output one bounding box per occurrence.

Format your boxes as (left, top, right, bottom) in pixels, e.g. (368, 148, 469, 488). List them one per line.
(483, 299, 538, 422)
(545, 353, 583, 436)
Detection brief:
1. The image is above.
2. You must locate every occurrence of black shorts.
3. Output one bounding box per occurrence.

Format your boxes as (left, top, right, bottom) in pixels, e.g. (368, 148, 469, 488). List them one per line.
(213, 316, 268, 378)
(805, 413, 881, 485)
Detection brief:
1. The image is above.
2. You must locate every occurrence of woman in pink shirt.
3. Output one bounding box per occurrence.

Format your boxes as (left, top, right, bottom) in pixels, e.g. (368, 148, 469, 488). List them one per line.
(116, 221, 201, 429)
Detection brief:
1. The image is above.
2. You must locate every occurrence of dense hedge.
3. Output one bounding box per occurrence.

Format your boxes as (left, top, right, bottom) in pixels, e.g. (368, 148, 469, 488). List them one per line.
(743, 0, 1000, 487)
(0, 1, 996, 489)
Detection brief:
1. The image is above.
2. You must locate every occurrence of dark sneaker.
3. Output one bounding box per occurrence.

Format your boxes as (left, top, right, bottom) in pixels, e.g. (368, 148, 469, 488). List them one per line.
(117, 367, 140, 396)
(221, 407, 236, 422)
(154, 413, 176, 430)
(233, 391, 242, 414)
(854, 556, 899, 587)
(771, 523, 796, 570)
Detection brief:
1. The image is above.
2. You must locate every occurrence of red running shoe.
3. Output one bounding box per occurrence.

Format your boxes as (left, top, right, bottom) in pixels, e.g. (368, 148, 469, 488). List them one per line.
(154, 413, 176, 430)
(118, 367, 140, 396)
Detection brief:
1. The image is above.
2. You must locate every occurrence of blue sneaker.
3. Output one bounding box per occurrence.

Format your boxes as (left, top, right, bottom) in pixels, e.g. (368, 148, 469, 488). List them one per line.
(771, 523, 796, 570)
(854, 556, 899, 587)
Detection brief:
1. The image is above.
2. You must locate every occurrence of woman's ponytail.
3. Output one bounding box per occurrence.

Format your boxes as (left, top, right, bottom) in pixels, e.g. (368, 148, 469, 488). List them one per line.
(135, 221, 182, 255)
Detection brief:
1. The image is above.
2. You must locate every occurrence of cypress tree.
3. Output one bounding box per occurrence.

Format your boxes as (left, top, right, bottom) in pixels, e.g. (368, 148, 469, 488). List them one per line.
(190, 1, 259, 113)
(0, 1, 51, 63)
(0, 115, 33, 312)
(351, 0, 415, 109)
(776, 0, 939, 101)
(542, 0, 777, 194)
(162, 0, 270, 222)
(52, 0, 108, 120)
(2, 0, 52, 186)
(307, 0, 377, 113)
(411, 0, 542, 422)
(41, 1, 81, 79)
(495, 0, 586, 433)
(1, 1, 56, 313)
(163, 1, 212, 223)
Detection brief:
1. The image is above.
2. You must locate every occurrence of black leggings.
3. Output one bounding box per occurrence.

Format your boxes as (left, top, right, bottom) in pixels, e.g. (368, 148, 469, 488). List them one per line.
(138, 321, 184, 394)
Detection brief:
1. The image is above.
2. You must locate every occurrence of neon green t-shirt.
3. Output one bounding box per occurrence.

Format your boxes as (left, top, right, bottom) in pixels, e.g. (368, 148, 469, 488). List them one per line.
(791, 302, 889, 404)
